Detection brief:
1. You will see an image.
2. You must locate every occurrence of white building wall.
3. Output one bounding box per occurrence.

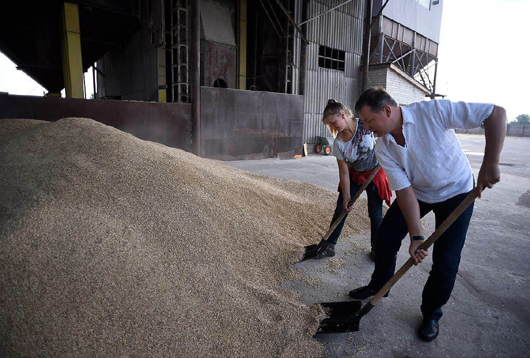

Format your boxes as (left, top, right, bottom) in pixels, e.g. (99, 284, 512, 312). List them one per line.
(386, 69, 428, 105)
(366, 65, 428, 107)
(366, 67, 388, 90)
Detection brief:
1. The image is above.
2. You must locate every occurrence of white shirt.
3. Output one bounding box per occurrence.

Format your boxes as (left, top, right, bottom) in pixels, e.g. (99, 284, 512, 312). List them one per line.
(374, 100, 494, 203)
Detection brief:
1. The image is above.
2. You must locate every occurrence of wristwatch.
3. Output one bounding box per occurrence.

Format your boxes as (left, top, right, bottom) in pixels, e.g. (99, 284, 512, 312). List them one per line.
(411, 235, 425, 241)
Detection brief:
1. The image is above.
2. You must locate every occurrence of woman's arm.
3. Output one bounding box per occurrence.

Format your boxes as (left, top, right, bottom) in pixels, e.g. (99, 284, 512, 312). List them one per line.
(337, 158, 352, 212)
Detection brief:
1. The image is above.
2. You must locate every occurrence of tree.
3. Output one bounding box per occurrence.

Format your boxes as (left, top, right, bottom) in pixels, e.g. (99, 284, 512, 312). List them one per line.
(516, 114, 530, 124)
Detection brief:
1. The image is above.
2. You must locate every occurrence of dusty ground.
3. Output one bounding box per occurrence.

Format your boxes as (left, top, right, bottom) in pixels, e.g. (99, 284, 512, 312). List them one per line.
(226, 134, 530, 358)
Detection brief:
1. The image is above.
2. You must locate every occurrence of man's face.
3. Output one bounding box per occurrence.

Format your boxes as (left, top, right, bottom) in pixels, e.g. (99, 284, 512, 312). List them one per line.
(358, 105, 391, 137)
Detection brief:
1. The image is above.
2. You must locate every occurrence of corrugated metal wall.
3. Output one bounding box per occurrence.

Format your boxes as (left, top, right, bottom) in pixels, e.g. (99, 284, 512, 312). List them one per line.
(97, 0, 162, 102)
(303, 0, 364, 144)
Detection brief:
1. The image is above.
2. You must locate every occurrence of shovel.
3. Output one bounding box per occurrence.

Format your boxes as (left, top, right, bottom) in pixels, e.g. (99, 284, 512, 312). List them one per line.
(316, 188, 479, 333)
(302, 165, 381, 262)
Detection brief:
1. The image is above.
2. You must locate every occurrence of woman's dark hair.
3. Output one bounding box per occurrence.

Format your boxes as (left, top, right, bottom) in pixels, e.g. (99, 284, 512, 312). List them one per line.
(355, 87, 398, 113)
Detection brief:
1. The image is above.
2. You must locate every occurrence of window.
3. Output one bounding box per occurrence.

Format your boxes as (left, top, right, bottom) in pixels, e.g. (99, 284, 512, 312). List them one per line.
(318, 46, 345, 71)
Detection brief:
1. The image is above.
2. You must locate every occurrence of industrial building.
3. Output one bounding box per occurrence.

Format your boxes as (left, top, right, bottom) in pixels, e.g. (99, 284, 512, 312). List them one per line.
(0, 0, 443, 159)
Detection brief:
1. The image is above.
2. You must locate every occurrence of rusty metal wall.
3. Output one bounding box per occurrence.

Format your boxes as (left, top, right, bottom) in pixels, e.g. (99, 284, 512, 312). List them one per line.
(0, 95, 192, 151)
(200, 0, 237, 89)
(97, 0, 162, 101)
(201, 42, 237, 88)
(303, 0, 364, 144)
(200, 87, 304, 160)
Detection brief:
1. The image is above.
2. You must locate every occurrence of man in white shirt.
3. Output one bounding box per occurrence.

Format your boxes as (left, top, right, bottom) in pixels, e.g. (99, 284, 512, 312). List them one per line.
(348, 87, 506, 342)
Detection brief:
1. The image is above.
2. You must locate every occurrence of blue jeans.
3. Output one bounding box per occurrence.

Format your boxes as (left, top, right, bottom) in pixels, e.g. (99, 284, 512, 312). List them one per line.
(367, 190, 475, 321)
(327, 180, 383, 249)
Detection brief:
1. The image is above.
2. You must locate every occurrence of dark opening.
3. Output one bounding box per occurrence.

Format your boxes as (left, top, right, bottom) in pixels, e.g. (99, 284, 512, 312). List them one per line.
(213, 78, 228, 88)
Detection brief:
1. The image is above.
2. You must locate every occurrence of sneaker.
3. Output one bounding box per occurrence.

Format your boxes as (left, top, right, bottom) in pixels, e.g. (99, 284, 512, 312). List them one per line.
(316, 243, 335, 258)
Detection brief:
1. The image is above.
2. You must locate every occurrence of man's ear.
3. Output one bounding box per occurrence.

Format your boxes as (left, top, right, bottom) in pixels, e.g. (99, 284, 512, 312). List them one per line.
(384, 105, 392, 118)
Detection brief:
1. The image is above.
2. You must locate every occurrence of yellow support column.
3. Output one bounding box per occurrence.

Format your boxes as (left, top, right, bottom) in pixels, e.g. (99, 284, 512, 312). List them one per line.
(61, 2, 84, 98)
(237, 0, 247, 89)
(157, 47, 167, 102)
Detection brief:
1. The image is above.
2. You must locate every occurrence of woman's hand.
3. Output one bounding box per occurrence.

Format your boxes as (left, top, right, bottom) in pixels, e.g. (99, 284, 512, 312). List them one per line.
(343, 195, 352, 212)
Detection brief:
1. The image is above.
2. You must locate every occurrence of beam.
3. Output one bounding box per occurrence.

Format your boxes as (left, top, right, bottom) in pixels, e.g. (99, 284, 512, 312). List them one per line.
(361, 0, 372, 91)
(275, 0, 308, 44)
(61, 2, 84, 98)
(237, 0, 247, 89)
(299, 0, 352, 26)
(191, 0, 201, 156)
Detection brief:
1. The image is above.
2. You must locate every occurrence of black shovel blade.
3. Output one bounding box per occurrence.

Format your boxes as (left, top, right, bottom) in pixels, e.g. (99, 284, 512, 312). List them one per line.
(304, 244, 318, 252)
(304, 238, 326, 254)
(316, 301, 374, 335)
(301, 239, 327, 262)
(301, 246, 319, 261)
(320, 301, 362, 318)
(317, 315, 361, 334)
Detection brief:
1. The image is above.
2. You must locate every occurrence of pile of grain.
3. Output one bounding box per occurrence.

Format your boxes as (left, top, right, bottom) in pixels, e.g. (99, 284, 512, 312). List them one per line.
(0, 118, 369, 357)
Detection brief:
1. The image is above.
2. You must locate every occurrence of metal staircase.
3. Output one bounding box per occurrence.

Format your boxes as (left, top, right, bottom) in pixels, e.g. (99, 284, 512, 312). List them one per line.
(169, 0, 189, 102)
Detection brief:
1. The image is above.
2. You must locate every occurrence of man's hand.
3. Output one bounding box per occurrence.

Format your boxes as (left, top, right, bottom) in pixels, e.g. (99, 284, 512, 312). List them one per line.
(409, 240, 429, 266)
(476, 161, 500, 198)
(477, 105, 506, 198)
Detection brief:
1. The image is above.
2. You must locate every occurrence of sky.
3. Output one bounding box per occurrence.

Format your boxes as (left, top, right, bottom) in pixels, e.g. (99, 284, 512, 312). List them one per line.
(0, 53, 95, 99)
(436, 0, 530, 121)
(0, 0, 528, 121)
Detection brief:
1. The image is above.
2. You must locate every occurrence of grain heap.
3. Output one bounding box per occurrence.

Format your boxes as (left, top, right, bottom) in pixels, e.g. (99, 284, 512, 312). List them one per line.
(0, 118, 369, 357)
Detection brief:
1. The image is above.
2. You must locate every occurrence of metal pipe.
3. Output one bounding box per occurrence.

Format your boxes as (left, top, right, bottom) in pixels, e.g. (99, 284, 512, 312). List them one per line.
(431, 58, 438, 99)
(299, 0, 308, 96)
(409, 31, 416, 77)
(378, 13, 384, 63)
(361, 0, 373, 91)
(259, 0, 284, 38)
(299, 0, 352, 26)
(92, 63, 96, 99)
(368, 0, 390, 31)
(275, 0, 308, 43)
(191, 0, 201, 156)
(391, 48, 414, 64)
(253, 8, 258, 88)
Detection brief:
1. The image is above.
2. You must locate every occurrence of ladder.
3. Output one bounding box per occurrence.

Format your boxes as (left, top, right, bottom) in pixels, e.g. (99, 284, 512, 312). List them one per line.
(279, 0, 294, 94)
(170, 0, 189, 102)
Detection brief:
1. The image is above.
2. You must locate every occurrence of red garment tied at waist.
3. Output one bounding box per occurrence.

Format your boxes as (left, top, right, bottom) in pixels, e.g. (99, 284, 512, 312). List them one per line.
(338, 166, 392, 206)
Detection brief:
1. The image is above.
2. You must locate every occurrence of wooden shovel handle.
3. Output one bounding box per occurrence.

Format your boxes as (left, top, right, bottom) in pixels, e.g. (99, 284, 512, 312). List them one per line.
(370, 187, 480, 305)
(321, 165, 381, 242)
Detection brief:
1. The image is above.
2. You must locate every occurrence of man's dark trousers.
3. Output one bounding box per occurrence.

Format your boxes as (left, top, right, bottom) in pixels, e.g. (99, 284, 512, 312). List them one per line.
(367, 190, 475, 321)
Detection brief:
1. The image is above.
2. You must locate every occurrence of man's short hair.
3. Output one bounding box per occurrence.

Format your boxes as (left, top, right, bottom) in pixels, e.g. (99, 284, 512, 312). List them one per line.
(355, 87, 398, 113)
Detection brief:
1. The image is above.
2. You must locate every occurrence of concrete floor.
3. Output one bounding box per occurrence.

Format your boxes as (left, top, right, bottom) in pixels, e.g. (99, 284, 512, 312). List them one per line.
(225, 134, 530, 358)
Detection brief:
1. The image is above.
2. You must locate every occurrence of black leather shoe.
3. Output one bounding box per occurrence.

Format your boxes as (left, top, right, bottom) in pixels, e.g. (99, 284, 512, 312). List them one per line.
(419, 319, 439, 342)
(348, 285, 388, 299)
